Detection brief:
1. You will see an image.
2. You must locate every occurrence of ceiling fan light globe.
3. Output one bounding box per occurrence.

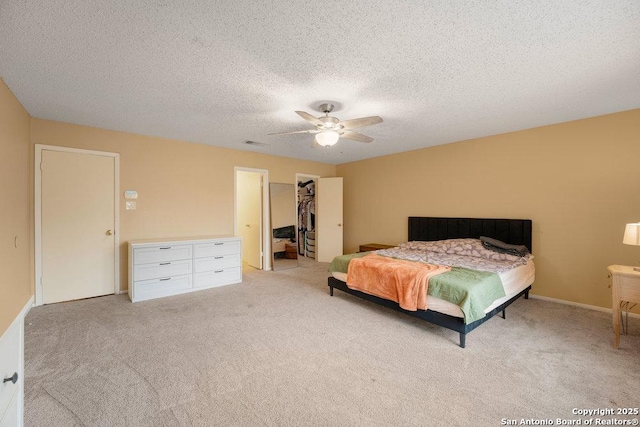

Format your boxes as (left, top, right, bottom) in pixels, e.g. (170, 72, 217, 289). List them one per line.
(315, 130, 339, 147)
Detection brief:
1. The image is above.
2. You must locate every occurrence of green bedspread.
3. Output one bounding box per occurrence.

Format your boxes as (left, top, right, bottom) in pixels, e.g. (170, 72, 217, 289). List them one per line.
(329, 253, 505, 324)
(329, 252, 371, 273)
(428, 267, 504, 324)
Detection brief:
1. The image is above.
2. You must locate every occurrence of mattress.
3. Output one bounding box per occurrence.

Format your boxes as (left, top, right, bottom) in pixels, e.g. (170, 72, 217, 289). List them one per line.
(331, 258, 535, 318)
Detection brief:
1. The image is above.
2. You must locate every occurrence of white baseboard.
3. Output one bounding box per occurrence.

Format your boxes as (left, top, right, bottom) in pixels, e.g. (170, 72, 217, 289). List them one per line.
(20, 295, 34, 320)
(530, 294, 640, 319)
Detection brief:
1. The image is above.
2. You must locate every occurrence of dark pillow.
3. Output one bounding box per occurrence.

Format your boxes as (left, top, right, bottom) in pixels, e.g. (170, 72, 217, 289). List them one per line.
(480, 236, 529, 257)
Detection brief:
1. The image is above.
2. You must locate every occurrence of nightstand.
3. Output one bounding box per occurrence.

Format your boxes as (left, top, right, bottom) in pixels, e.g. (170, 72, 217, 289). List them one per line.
(607, 265, 640, 349)
(284, 243, 298, 259)
(359, 243, 395, 252)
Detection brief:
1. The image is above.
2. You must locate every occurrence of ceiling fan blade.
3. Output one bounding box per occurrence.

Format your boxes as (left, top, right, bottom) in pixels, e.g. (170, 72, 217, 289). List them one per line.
(295, 111, 323, 126)
(340, 116, 383, 130)
(268, 129, 316, 136)
(341, 130, 374, 143)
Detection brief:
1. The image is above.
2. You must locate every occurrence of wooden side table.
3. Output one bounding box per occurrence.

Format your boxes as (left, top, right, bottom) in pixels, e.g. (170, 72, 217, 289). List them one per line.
(284, 243, 298, 259)
(359, 243, 395, 252)
(607, 265, 640, 349)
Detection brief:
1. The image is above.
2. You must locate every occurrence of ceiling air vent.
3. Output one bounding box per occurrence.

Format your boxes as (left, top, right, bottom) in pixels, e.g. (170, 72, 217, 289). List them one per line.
(243, 140, 268, 147)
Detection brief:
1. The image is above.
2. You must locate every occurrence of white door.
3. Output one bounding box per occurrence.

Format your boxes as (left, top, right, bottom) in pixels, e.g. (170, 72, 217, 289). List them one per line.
(41, 150, 116, 304)
(237, 171, 262, 269)
(316, 177, 343, 262)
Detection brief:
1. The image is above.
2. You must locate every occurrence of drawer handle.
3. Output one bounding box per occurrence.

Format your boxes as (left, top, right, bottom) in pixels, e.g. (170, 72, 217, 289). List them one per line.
(3, 372, 18, 384)
(159, 278, 171, 281)
(159, 262, 171, 266)
(214, 243, 224, 246)
(159, 247, 171, 250)
(214, 270, 223, 273)
(214, 256, 223, 259)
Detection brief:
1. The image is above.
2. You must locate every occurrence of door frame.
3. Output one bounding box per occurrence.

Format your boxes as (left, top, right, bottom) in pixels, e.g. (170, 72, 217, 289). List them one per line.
(234, 167, 270, 270)
(34, 144, 120, 306)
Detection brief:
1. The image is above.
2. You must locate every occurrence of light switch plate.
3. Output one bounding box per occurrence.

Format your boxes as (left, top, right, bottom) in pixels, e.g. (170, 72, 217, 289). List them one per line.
(125, 201, 136, 210)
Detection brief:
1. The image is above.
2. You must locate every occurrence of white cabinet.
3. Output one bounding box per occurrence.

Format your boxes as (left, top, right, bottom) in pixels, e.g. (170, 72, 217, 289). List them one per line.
(128, 236, 242, 303)
(0, 298, 30, 427)
(193, 240, 241, 289)
(0, 324, 20, 427)
(0, 392, 18, 427)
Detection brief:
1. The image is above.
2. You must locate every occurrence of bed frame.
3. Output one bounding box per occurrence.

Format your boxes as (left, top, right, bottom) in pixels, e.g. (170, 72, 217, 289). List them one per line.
(328, 217, 533, 348)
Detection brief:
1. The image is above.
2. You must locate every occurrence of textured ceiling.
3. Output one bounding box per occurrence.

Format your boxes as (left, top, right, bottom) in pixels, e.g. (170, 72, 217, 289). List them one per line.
(1, 1, 639, 165)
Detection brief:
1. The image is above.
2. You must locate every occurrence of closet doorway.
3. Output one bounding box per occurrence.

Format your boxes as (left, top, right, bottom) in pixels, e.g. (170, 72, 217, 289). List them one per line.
(235, 168, 269, 270)
(296, 174, 344, 263)
(296, 174, 319, 261)
(316, 177, 343, 262)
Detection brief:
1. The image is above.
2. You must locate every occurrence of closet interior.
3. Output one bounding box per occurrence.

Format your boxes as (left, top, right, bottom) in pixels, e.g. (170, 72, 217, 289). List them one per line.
(297, 178, 316, 259)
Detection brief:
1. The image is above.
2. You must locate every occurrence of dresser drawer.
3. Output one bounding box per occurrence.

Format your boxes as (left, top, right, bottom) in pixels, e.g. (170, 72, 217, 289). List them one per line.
(133, 259, 192, 281)
(133, 245, 192, 265)
(194, 254, 241, 273)
(0, 317, 20, 420)
(193, 267, 241, 288)
(133, 275, 192, 301)
(0, 387, 19, 426)
(194, 240, 240, 258)
(616, 275, 640, 302)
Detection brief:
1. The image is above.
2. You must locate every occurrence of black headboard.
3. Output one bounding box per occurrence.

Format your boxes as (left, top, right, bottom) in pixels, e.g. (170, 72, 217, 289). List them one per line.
(408, 217, 532, 253)
(273, 225, 296, 240)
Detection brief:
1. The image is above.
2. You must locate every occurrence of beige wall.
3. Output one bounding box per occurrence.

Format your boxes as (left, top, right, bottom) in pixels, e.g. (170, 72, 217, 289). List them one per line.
(0, 79, 32, 336)
(8, 87, 639, 323)
(31, 119, 335, 291)
(337, 109, 640, 310)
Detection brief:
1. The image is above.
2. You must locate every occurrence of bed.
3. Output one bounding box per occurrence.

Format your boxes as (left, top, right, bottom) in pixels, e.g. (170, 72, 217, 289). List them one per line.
(327, 217, 534, 347)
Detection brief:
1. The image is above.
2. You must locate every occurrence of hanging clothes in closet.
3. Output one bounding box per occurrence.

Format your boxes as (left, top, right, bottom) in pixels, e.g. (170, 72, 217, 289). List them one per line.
(297, 180, 316, 258)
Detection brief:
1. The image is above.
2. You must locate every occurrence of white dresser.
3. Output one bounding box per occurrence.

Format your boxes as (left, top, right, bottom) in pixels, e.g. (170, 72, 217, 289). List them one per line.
(128, 236, 242, 303)
(0, 318, 21, 427)
(1, 298, 31, 427)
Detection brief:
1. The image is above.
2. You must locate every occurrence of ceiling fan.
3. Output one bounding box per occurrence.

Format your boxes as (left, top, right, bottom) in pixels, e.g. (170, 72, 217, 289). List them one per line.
(269, 103, 383, 147)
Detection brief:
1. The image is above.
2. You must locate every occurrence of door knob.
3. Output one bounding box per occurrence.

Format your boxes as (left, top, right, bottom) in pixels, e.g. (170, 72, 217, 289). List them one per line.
(337, 224, 342, 227)
(3, 372, 18, 384)
(106, 230, 113, 236)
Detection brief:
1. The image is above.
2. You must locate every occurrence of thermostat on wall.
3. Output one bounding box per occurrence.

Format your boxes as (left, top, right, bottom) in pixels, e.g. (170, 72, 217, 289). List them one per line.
(124, 190, 138, 199)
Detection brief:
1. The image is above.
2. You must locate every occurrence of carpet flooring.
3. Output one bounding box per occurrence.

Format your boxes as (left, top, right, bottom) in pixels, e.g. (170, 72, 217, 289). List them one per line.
(24, 259, 640, 426)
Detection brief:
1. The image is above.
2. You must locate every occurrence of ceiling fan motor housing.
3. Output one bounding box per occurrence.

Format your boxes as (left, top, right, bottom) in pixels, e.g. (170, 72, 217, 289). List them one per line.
(319, 116, 341, 130)
(318, 103, 341, 131)
(318, 103, 335, 114)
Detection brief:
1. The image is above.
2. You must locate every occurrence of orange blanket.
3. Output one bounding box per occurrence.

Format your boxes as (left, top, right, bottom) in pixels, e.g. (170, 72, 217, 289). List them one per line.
(347, 254, 451, 311)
